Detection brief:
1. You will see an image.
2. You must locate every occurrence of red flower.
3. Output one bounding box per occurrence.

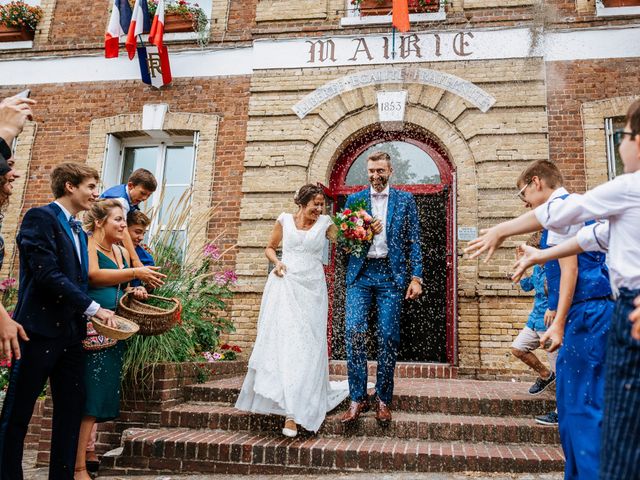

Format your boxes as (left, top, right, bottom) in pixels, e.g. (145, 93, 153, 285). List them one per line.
(220, 343, 231, 350)
(231, 345, 242, 353)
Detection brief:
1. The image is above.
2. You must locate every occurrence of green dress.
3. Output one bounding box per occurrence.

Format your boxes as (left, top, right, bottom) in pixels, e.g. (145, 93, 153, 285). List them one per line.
(84, 250, 128, 422)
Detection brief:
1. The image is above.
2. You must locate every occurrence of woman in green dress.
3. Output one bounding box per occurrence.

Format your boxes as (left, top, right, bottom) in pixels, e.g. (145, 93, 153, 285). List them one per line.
(73, 199, 165, 480)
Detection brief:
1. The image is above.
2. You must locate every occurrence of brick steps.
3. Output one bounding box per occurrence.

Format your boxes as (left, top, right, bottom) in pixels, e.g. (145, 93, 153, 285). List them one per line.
(161, 401, 560, 444)
(103, 427, 564, 475)
(185, 376, 556, 417)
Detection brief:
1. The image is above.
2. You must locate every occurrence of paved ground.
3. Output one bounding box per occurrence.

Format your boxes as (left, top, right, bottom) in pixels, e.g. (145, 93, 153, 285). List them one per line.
(25, 450, 563, 480)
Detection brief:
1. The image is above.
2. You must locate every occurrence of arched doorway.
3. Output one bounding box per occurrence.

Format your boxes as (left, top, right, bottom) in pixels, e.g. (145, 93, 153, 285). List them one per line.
(324, 125, 456, 365)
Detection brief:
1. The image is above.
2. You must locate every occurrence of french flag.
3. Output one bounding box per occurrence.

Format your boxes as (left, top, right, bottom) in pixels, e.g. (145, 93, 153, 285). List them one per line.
(104, 0, 132, 58)
(125, 0, 150, 60)
(137, 45, 172, 88)
(148, 0, 165, 50)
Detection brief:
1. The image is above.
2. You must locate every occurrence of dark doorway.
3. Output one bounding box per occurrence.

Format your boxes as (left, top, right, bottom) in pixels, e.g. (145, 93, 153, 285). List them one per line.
(329, 190, 448, 363)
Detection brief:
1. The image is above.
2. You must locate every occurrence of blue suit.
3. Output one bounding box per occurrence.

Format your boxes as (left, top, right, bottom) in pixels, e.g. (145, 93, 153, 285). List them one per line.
(0, 203, 94, 480)
(344, 187, 423, 404)
(101, 184, 139, 215)
(541, 226, 613, 480)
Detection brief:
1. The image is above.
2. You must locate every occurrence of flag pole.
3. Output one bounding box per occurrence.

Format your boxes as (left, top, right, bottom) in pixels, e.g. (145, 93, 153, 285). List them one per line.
(392, 26, 396, 59)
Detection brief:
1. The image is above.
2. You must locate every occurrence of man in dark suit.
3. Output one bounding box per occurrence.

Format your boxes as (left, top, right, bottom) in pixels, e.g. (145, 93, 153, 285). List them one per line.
(0, 163, 115, 480)
(341, 151, 423, 425)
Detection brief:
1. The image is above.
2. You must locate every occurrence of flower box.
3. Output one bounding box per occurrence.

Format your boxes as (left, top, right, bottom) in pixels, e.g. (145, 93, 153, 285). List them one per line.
(0, 24, 34, 42)
(163, 12, 195, 33)
(357, 0, 441, 16)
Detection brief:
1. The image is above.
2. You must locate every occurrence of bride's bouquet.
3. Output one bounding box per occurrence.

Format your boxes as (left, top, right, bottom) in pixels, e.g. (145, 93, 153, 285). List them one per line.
(332, 200, 375, 257)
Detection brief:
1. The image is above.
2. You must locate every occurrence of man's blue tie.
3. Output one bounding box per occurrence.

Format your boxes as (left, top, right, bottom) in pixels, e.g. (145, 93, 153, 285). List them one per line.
(69, 216, 83, 234)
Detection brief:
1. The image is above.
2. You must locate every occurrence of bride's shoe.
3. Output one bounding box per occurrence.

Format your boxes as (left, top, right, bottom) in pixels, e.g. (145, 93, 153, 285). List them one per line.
(282, 417, 298, 438)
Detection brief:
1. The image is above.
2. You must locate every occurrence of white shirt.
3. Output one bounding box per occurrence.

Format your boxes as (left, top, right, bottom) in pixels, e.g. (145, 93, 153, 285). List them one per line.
(538, 188, 582, 247)
(534, 171, 640, 290)
(53, 201, 100, 316)
(114, 189, 133, 216)
(368, 185, 389, 259)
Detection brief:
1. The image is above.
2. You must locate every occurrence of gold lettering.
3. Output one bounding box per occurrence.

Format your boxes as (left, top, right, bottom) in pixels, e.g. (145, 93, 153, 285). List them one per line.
(147, 53, 162, 78)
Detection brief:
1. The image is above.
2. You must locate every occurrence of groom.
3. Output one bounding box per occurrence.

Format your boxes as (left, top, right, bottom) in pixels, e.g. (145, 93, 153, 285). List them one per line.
(341, 151, 423, 425)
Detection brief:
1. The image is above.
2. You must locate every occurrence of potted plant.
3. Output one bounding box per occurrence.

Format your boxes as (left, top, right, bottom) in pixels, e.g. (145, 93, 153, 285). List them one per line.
(351, 0, 442, 16)
(0, 1, 43, 42)
(147, 0, 208, 41)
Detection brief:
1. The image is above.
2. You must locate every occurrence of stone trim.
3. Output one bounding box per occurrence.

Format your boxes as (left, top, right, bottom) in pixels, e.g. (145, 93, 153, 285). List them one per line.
(86, 109, 220, 258)
(581, 95, 639, 189)
(0, 121, 37, 279)
(210, 0, 231, 33)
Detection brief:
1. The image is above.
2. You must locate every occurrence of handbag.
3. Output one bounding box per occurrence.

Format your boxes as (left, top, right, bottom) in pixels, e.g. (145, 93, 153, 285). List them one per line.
(82, 249, 125, 351)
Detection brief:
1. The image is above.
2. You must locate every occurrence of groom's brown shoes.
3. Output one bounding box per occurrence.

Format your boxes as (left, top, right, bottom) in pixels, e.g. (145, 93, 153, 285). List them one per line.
(375, 398, 392, 424)
(340, 400, 369, 423)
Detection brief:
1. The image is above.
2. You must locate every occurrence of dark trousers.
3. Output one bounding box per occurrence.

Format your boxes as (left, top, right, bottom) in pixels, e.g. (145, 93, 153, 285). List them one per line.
(601, 288, 640, 480)
(345, 258, 403, 405)
(0, 334, 85, 480)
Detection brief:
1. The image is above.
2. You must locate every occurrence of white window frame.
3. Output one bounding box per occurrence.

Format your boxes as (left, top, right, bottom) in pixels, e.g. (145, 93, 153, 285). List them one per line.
(0, 0, 41, 50)
(604, 116, 626, 180)
(341, 0, 445, 27)
(102, 133, 197, 239)
(596, 0, 640, 17)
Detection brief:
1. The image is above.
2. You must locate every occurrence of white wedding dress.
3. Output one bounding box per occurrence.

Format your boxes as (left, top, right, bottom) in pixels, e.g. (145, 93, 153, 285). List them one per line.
(235, 213, 349, 432)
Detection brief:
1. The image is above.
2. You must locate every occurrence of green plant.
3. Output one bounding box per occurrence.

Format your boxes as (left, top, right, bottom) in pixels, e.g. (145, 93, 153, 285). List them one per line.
(147, 0, 209, 47)
(0, 1, 43, 30)
(121, 189, 237, 394)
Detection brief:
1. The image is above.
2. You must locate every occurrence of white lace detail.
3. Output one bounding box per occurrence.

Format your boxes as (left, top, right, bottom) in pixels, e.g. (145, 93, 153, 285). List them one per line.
(235, 213, 348, 432)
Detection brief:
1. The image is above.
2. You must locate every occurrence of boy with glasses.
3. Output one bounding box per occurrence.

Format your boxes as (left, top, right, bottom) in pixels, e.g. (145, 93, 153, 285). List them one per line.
(467, 160, 613, 480)
(472, 100, 640, 480)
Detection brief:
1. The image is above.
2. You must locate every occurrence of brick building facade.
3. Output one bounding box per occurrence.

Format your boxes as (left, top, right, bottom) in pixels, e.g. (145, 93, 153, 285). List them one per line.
(1, 0, 639, 377)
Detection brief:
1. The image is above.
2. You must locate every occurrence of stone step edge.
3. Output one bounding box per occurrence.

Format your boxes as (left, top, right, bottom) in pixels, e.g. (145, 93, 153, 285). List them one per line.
(160, 402, 561, 444)
(106, 427, 565, 475)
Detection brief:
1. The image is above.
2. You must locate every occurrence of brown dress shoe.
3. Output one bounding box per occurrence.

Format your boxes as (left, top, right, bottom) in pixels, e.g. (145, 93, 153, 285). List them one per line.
(340, 400, 369, 423)
(375, 399, 392, 423)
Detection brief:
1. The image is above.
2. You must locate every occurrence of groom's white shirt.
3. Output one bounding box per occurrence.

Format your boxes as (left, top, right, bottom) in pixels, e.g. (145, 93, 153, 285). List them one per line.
(368, 185, 389, 259)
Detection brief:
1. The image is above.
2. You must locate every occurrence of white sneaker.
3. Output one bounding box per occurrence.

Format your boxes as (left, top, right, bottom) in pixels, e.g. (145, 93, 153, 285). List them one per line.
(282, 417, 297, 438)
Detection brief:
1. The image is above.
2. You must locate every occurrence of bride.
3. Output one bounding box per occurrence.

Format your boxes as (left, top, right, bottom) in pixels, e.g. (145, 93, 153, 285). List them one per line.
(235, 184, 349, 437)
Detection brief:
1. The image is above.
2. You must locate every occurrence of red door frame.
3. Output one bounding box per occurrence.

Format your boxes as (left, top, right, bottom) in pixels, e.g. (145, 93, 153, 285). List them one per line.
(324, 128, 457, 365)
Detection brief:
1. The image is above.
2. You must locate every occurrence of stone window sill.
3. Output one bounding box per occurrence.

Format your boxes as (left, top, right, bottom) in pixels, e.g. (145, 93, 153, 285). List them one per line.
(341, 10, 446, 27)
(0, 40, 33, 50)
(596, 4, 640, 16)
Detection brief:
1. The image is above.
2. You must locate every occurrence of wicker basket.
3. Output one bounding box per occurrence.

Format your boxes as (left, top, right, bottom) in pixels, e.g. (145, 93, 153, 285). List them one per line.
(91, 314, 140, 340)
(118, 292, 181, 336)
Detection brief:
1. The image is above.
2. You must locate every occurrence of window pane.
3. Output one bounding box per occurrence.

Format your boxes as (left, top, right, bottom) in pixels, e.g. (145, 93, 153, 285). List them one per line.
(164, 146, 194, 185)
(345, 141, 441, 186)
(122, 147, 157, 183)
(158, 185, 189, 227)
(611, 117, 626, 178)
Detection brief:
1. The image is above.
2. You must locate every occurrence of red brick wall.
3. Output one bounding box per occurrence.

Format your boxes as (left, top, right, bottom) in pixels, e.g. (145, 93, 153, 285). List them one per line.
(0, 76, 250, 263)
(546, 58, 640, 192)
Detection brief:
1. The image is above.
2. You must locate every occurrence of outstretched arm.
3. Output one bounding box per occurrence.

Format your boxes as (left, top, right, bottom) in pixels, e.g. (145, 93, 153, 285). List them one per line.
(464, 211, 542, 262)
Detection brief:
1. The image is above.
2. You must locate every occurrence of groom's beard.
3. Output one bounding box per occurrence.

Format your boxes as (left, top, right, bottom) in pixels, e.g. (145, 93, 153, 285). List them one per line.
(369, 175, 389, 191)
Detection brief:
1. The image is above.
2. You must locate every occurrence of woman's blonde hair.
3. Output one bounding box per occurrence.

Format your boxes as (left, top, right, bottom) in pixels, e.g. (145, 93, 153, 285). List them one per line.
(82, 199, 124, 233)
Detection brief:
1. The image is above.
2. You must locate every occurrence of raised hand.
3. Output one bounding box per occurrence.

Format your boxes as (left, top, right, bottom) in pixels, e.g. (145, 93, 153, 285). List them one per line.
(630, 295, 640, 340)
(134, 266, 166, 289)
(512, 244, 543, 282)
(0, 96, 35, 144)
(464, 225, 507, 262)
